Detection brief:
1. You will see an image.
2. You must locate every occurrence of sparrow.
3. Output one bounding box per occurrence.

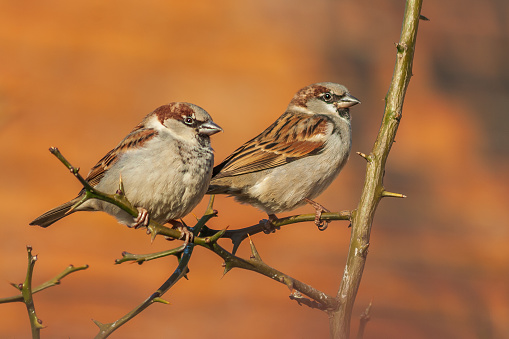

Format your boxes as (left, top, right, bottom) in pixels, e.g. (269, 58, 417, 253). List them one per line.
(30, 102, 222, 242)
(207, 82, 360, 231)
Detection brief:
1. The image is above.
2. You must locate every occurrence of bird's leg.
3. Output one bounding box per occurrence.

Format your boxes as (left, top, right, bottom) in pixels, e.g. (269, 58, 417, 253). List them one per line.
(304, 198, 330, 231)
(133, 207, 150, 228)
(261, 214, 281, 234)
(166, 219, 193, 247)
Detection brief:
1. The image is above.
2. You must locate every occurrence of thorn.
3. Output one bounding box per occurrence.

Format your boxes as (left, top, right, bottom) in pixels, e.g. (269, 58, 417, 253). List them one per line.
(205, 195, 216, 215)
(153, 297, 171, 304)
(356, 151, 370, 162)
(147, 226, 157, 243)
(248, 235, 261, 261)
(92, 319, 104, 328)
(231, 240, 241, 256)
(419, 14, 430, 21)
(205, 227, 228, 245)
(222, 261, 233, 277)
(381, 190, 407, 199)
(360, 299, 373, 324)
(116, 174, 125, 195)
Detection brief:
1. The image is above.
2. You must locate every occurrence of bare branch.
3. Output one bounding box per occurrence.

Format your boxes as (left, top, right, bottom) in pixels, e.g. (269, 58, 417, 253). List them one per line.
(22, 246, 43, 339)
(329, 0, 424, 338)
(93, 197, 217, 338)
(200, 210, 351, 254)
(0, 263, 88, 304)
(49, 148, 345, 313)
(114, 246, 186, 265)
(356, 300, 373, 339)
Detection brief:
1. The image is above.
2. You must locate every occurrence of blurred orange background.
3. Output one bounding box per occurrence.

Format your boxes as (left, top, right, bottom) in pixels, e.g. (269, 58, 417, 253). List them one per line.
(1, 1, 508, 338)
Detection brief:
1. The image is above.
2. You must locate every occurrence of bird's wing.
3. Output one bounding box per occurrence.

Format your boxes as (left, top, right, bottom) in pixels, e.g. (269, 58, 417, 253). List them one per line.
(212, 113, 332, 179)
(85, 126, 158, 187)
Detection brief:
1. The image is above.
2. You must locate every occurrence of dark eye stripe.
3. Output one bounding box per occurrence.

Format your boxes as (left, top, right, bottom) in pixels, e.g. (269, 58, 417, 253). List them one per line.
(321, 93, 345, 102)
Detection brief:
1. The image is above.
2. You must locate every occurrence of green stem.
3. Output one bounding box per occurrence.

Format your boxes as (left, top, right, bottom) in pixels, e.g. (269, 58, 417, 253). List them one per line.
(0, 264, 88, 304)
(200, 210, 351, 254)
(21, 246, 43, 339)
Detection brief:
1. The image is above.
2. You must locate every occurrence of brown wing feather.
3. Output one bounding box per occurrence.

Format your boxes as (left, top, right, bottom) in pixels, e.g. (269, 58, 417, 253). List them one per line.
(85, 126, 158, 187)
(212, 113, 331, 178)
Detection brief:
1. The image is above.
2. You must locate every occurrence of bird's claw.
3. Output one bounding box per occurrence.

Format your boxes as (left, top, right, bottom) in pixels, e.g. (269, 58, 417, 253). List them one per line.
(165, 220, 194, 246)
(133, 207, 149, 228)
(304, 198, 330, 231)
(316, 219, 328, 231)
(177, 225, 193, 247)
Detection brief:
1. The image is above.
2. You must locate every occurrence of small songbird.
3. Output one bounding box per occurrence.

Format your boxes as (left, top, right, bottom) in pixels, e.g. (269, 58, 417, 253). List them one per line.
(30, 102, 222, 241)
(207, 82, 360, 230)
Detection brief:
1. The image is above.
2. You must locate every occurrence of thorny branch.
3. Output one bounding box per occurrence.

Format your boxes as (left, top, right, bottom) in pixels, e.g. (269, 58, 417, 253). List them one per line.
(48, 148, 347, 336)
(0, 246, 88, 339)
(36, 1, 423, 333)
(93, 198, 216, 338)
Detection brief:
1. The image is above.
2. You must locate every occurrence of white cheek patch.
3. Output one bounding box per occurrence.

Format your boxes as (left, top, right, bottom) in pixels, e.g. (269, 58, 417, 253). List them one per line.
(325, 104, 338, 115)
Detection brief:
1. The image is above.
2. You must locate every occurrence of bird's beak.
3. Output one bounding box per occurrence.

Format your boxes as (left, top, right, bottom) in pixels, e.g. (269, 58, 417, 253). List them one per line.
(199, 121, 223, 136)
(336, 94, 361, 108)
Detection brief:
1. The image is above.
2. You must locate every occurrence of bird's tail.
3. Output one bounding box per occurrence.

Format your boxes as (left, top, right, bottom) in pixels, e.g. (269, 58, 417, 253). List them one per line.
(29, 198, 79, 228)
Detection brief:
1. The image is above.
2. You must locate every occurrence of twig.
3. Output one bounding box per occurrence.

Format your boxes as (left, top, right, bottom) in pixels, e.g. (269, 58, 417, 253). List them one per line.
(356, 301, 373, 339)
(204, 236, 340, 310)
(52, 148, 344, 313)
(114, 246, 186, 265)
(50, 147, 194, 241)
(0, 247, 88, 338)
(93, 197, 217, 338)
(200, 210, 351, 254)
(21, 246, 43, 338)
(329, 1, 423, 338)
(289, 290, 327, 311)
(0, 263, 88, 304)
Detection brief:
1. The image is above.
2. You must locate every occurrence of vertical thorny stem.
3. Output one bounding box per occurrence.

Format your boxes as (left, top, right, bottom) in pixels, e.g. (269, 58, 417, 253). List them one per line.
(329, 0, 423, 338)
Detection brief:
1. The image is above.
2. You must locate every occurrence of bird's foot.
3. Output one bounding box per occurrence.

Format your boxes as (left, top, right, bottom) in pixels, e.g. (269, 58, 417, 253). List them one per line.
(261, 214, 281, 234)
(304, 198, 330, 231)
(133, 207, 150, 229)
(166, 220, 193, 247)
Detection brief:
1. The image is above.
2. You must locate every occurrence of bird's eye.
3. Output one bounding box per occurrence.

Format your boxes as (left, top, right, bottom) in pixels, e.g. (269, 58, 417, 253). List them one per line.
(184, 116, 194, 125)
(323, 93, 333, 102)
